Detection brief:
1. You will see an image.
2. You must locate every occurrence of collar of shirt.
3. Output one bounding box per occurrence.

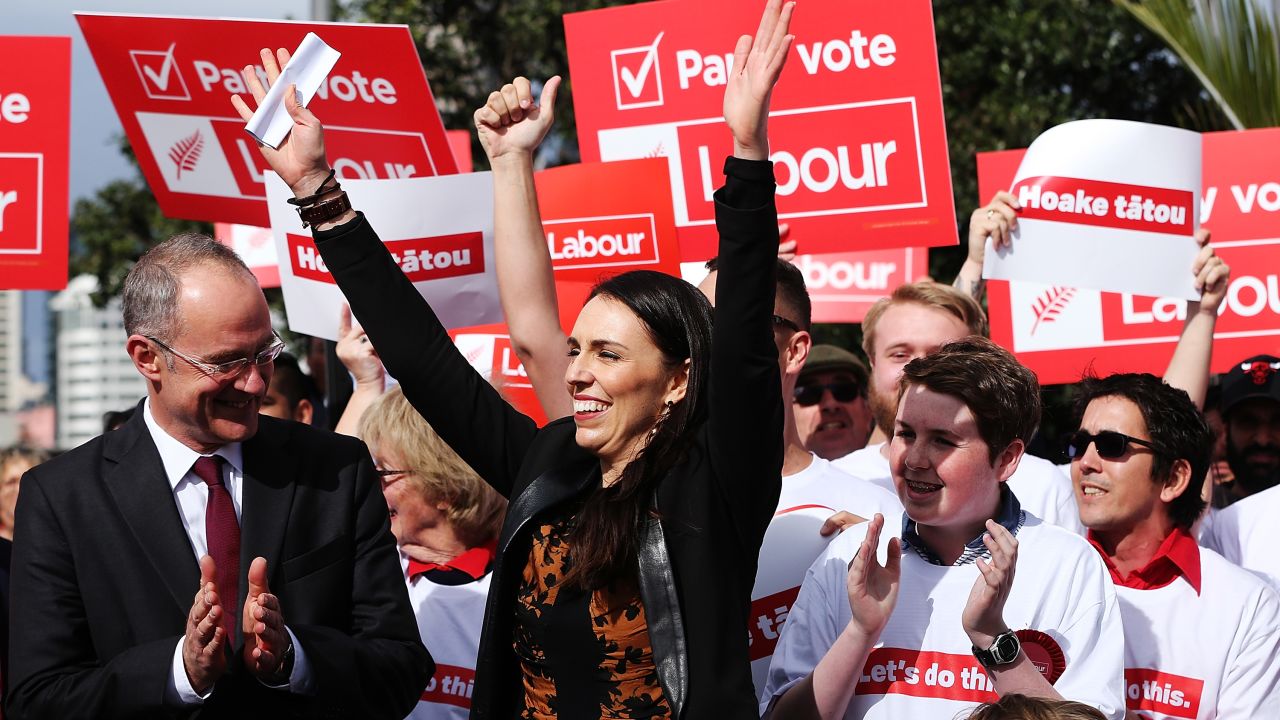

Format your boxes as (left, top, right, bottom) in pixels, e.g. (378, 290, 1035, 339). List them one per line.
(142, 399, 244, 490)
(1087, 526, 1201, 594)
(405, 539, 497, 584)
(901, 484, 1025, 566)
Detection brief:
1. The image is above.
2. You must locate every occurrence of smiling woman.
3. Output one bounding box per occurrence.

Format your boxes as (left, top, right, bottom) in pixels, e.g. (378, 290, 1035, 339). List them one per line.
(234, 3, 795, 716)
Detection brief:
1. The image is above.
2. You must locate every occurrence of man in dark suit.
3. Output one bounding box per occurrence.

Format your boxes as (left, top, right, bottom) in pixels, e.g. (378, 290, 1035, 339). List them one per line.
(7, 233, 431, 719)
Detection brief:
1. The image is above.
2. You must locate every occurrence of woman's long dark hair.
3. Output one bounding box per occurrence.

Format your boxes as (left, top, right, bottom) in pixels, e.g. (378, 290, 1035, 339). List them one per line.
(561, 270, 714, 591)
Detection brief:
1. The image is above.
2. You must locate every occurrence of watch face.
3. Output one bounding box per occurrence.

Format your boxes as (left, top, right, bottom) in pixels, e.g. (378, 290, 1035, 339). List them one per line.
(992, 631, 1021, 664)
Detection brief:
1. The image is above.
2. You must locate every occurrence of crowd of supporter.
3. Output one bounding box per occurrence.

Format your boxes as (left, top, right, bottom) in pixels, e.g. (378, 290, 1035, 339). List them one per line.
(3, 2, 1278, 718)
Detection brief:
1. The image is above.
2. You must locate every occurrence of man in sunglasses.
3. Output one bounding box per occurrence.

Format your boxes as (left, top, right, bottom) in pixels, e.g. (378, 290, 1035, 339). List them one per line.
(1070, 373, 1280, 718)
(793, 344, 875, 461)
(8, 234, 430, 718)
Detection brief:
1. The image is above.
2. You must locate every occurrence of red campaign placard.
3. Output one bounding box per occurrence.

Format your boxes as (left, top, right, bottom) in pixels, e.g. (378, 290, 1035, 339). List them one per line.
(564, 0, 956, 261)
(449, 323, 548, 426)
(978, 129, 1280, 385)
(75, 14, 458, 227)
(535, 157, 684, 328)
(214, 222, 280, 288)
(446, 129, 473, 173)
(0, 36, 70, 290)
(792, 247, 928, 323)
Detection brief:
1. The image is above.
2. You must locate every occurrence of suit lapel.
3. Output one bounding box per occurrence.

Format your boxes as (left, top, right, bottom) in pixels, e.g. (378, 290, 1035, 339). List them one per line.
(239, 417, 298, 594)
(497, 452, 599, 554)
(103, 408, 200, 613)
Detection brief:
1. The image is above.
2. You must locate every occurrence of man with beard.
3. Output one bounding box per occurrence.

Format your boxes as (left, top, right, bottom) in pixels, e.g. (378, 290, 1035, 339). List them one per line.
(1200, 355, 1280, 590)
(830, 281, 1084, 533)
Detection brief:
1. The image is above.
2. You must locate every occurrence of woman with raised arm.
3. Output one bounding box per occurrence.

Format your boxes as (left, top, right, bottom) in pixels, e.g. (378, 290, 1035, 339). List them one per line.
(231, 2, 795, 718)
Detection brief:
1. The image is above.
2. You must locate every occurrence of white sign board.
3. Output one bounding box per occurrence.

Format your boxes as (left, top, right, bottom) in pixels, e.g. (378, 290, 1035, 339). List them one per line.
(266, 171, 501, 339)
(983, 120, 1202, 300)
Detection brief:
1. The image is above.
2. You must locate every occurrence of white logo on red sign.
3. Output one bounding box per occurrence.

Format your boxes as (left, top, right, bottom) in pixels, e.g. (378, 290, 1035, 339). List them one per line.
(612, 32, 665, 110)
(130, 43, 191, 101)
(544, 214, 660, 270)
(0, 154, 43, 253)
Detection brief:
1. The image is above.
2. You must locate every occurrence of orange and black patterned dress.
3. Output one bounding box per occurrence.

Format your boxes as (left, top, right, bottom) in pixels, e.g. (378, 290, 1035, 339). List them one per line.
(512, 512, 672, 720)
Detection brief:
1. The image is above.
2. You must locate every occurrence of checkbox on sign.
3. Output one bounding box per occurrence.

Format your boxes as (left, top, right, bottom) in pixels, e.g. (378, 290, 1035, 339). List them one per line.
(611, 32, 665, 110)
(130, 43, 191, 101)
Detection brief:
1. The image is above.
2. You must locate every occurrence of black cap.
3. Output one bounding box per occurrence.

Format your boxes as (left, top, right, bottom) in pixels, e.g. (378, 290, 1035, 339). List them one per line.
(800, 344, 868, 386)
(1221, 354, 1280, 416)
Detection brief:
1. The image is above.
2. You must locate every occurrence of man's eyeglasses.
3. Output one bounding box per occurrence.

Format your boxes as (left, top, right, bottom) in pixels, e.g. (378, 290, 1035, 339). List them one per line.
(146, 333, 286, 380)
(1065, 430, 1159, 460)
(794, 381, 862, 406)
(772, 315, 802, 333)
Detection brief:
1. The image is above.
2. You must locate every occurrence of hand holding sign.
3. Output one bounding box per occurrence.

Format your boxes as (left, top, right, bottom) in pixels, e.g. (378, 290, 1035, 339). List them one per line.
(723, 0, 795, 160)
(475, 76, 562, 162)
(230, 48, 332, 198)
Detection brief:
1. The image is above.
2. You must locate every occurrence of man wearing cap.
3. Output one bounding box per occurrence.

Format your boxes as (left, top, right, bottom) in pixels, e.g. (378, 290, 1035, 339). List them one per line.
(794, 344, 875, 461)
(1071, 373, 1280, 718)
(1200, 355, 1280, 590)
(1210, 354, 1280, 507)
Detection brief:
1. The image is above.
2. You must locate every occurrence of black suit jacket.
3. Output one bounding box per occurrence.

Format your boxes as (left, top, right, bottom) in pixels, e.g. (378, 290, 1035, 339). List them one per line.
(315, 157, 784, 719)
(6, 409, 431, 719)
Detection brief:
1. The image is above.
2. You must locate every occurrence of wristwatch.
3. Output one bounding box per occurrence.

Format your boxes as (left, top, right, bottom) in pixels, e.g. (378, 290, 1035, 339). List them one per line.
(972, 629, 1021, 670)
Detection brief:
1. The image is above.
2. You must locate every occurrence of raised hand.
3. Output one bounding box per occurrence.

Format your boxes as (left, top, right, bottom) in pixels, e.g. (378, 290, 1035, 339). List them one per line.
(845, 513, 901, 639)
(1189, 228, 1230, 314)
(241, 556, 292, 681)
(969, 191, 1022, 260)
(722, 0, 795, 160)
(336, 304, 384, 390)
(228, 48, 331, 197)
(475, 76, 561, 163)
(182, 555, 228, 694)
(962, 519, 1018, 648)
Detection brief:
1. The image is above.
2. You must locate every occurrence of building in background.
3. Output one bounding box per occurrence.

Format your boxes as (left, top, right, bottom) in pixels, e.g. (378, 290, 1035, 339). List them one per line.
(51, 276, 145, 450)
(0, 290, 53, 447)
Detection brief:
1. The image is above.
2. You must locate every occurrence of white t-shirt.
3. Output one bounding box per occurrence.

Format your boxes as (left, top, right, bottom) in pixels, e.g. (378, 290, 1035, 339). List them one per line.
(762, 514, 1125, 719)
(833, 443, 1084, 535)
(1115, 547, 1280, 719)
(401, 553, 491, 719)
(750, 457, 906, 695)
(1199, 483, 1280, 590)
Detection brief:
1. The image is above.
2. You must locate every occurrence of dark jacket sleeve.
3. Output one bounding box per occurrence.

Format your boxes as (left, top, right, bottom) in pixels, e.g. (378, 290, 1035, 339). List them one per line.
(313, 214, 538, 498)
(707, 157, 785, 547)
(7, 471, 178, 720)
(287, 447, 432, 720)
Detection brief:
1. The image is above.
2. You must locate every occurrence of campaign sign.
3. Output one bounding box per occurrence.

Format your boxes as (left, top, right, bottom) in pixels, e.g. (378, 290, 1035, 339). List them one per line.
(214, 222, 279, 288)
(982, 120, 1202, 300)
(979, 128, 1280, 385)
(265, 171, 500, 341)
(564, 0, 956, 261)
(748, 505, 837, 696)
(76, 14, 457, 227)
(793, 247, 927, 323)
(535, 157, 683, 328)
(0, 36, 70, 290)
(450, 323, 548, 426)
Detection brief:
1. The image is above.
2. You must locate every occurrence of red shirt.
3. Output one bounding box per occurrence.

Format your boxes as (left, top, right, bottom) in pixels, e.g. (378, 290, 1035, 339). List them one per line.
(1087, 527, 1201, 594)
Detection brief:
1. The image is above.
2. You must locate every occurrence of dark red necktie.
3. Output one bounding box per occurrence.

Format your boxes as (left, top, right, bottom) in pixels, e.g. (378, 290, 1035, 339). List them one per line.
(192, 455, 239, 642)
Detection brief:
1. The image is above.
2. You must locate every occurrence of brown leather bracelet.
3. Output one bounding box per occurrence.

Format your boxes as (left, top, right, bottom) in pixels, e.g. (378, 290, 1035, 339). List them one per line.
(297, 192, 352, 229)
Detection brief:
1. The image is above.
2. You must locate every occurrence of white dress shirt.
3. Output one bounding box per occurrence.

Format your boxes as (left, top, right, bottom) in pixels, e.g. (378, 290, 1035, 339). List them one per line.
(143, 400, 312, 704)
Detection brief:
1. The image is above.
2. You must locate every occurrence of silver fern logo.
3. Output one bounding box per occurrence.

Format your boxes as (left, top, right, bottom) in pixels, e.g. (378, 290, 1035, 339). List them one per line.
(168, 129, 204, 179)
(1029, 286, 1076, 335)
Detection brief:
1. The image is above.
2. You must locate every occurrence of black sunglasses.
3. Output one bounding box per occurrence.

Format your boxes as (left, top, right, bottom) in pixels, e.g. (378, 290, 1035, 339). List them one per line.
(794, 381, 862, 406)
(1065, 430, 1159, 460)
(772, 314, 802, 333)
